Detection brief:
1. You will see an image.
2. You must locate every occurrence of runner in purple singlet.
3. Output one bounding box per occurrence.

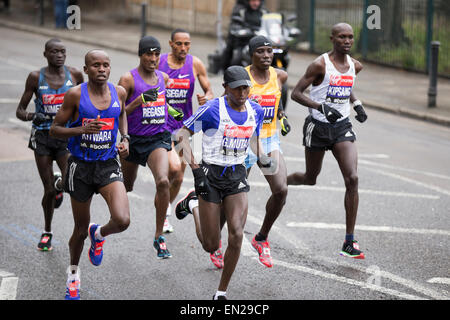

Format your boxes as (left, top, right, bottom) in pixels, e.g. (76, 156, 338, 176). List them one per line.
(158, 29, 213, 233)
(118, 36, 175, 259)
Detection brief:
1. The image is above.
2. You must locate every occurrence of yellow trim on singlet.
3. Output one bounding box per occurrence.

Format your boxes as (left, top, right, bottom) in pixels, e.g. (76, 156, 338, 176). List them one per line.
(245, 66, 281, 139)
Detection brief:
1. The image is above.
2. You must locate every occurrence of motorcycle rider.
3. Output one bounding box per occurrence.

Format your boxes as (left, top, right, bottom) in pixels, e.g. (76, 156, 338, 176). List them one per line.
(221, 0, 268, 71)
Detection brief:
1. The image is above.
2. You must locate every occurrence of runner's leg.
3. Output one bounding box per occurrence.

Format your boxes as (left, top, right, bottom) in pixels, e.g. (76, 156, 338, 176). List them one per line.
(147, 148, 170, 239)
(331, 141, 359, 235)
(34, 153, 57, 232)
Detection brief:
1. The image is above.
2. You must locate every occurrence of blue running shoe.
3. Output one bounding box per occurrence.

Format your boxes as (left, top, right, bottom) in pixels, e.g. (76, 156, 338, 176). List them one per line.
(153, 235, 172, 259)
(88, 223, 105, 266)
(65, 279, 80, 300)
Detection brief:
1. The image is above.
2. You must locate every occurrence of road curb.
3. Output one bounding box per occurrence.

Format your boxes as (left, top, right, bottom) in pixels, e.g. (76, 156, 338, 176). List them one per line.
(2, 19, 449, 128)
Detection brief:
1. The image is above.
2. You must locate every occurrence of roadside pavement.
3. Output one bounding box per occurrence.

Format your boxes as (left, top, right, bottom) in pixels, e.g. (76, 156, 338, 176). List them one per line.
(1, 9, 449, 127)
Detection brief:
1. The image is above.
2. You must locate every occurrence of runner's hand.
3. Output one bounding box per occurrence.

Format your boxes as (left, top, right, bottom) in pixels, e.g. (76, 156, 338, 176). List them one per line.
(141, 87, 159, 103)
(279, 116, 291, 136)
(258, 154, 278, 175)
(118, 140, 129, 159)
(32, 113, 47, 126)
(318, 103, 343, 124)
(192, 167, 210, 198)
(168, 105, 184, 121)
(353, 101, 368, 123)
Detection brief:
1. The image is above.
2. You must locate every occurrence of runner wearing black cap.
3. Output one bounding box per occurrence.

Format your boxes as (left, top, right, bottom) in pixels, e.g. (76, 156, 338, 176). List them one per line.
(118, 36, 182, 259)
(175, 66, 275, 300)
(245, 35, 289, 268)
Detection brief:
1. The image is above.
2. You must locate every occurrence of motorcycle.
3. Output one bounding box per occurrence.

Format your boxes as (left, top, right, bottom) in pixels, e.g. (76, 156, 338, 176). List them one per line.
(208, 12, 301, 109)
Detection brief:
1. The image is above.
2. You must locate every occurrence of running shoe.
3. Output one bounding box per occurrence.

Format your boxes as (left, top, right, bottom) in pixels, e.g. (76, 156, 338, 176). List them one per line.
(65, 279, 80, 300)
(54, 172, 63, 209)
(251, 235, 273, 268)
(153, 235, 172, 259)
(340, 240, 365, 259)
(209, 241, 224, 269)
(212, 294, 228, 300)
(163, 216, 174, 233)
(88, 223, 105, 266)
(37, 232, 53, 251)
(175, 189, 197, 220)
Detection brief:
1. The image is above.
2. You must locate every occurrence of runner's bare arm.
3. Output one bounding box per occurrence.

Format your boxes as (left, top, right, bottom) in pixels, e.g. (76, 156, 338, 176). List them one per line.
(176, 126, 199, 169)
(50, 86, 107, 139)
(118, 71, 141, 115)
(193, 56, 214, 105)
(116, 85, 129, 158)
(16, 71, 39, 121)
(291, 58, 325, 110)
(68, 66, 85, 85)
(275, 68, 288, 119)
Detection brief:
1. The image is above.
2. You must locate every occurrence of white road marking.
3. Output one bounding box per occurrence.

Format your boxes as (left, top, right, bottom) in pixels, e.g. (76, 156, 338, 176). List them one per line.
(0, 98, 19, 104)
(366, 167, 450, 197)
(0, 80, 22, 85)
(0, 270, 18, 300)
(272, 259, 426, 300)
(286, 221, 450, 237)
(359, 159, 450, 181)
(0, 56, 39, 71)
(427, 278, 450, 285)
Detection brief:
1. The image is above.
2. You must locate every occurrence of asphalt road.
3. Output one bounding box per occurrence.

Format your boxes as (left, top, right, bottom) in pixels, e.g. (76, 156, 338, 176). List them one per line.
(0, 26, 449, 303)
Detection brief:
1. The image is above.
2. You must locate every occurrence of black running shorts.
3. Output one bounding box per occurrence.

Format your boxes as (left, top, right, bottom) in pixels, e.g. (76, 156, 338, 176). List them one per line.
(199, 161, 250, 204)
(28, 129, 69, 159)
(125, 131, 172, 166)
(64, 155, 123, 203)
(302, 115, 356, 151)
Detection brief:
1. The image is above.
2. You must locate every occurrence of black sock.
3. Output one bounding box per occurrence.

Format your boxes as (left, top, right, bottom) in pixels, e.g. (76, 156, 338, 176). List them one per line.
(255, 232, 267, 242)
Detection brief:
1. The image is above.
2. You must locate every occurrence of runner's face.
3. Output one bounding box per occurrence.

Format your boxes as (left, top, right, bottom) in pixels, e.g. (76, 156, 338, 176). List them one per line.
(248, 0, 261, 10)
(140, 51, 160, 72)
(170, 32, 191, 60)
(225, 85, 250, 108)
(84, 53, 110, 83)
(332, 28, 354, 54)
(252, 46, 273, 69)
(45, 43, 66, 68)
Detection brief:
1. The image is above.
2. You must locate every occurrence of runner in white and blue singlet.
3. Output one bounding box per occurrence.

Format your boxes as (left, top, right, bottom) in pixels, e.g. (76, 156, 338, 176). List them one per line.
(174, 66, 276, 300)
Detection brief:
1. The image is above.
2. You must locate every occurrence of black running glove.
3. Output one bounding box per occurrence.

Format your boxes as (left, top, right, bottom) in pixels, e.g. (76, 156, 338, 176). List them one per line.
(168, 105, 184, 121)
(141, 87, 159, 103)
(279, 116, 291, 136)
(258, 154, 278, 175)
(192, 167, 209, 198)
(32, 113, 47, 126)
(353, 101, 368, 123)
(318, 103, 343, 124)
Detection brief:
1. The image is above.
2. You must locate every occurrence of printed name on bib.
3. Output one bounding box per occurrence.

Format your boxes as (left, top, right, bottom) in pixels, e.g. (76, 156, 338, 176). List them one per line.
(166, 78, 190, 105)
(250, 94, 276, 124)
(80, 117, 114, 150)
(326, 75, 354, 104)
(42, 93, 65, 115)
(221, 125, 253, 157)
(142, 94, 166, 125)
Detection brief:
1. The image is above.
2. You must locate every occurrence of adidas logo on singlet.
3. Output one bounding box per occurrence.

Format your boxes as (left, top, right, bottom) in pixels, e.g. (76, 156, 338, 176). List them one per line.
(39, 86, 48, 90)
(66, 80, 73, 86)
(112, 101, 120, 108)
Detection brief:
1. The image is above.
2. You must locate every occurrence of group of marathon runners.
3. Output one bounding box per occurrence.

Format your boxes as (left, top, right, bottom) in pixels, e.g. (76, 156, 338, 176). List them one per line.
(16, 22, 368, 300)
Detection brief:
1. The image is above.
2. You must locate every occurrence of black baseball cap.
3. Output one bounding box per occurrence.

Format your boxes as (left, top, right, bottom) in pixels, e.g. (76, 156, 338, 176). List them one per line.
(249, 35, 272, 56)
(223, 66, 252, 88)
(138, 36, 161, 56)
